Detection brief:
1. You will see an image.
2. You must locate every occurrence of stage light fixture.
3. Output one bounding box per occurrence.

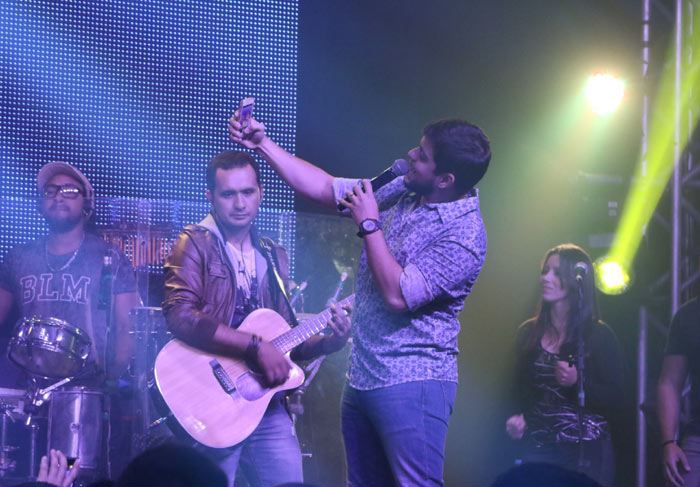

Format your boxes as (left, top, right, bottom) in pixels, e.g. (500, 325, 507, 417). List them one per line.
(585, 73, 625, 115)
(594, 257, 631, 295)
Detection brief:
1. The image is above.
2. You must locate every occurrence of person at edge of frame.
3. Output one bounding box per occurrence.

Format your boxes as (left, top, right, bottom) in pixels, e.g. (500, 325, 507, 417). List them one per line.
(658, 286, 700, 487)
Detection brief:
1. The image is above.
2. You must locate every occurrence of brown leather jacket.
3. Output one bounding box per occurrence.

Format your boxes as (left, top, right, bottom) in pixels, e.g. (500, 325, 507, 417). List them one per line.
(162, 218, 296, 351)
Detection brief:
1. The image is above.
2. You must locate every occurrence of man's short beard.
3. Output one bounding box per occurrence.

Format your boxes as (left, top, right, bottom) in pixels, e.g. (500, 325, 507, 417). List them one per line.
(404, 178, 432, 195)
(45, 213, 84, 233)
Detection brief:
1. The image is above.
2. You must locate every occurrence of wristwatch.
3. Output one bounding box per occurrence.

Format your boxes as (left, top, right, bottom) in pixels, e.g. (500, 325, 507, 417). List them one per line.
(357, 218, 381, 237)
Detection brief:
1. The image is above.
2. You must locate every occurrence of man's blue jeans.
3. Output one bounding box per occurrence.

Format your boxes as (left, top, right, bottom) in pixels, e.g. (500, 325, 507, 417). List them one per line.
(341, 380, 457, 487)
(204, 393, 303, 487)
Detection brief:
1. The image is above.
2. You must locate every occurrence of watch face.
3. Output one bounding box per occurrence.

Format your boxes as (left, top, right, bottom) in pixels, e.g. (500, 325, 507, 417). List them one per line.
(361, 219, 378, 232)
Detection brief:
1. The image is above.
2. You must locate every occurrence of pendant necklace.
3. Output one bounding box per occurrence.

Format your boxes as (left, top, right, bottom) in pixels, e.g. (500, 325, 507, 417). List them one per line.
(45, 233, 85, 272)
(230, 241, 255, 297)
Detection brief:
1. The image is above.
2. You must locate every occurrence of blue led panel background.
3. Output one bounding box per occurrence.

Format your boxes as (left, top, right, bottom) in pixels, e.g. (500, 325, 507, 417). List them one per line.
(0, 0, 297, 268)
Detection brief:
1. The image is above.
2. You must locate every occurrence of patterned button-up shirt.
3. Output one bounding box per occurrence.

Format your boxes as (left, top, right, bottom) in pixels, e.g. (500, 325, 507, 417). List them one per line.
(333, 177, 487, 390)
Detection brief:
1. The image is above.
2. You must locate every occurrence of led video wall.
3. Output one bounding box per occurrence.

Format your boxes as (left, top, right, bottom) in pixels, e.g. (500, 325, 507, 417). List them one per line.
(0, 0, 297, 267)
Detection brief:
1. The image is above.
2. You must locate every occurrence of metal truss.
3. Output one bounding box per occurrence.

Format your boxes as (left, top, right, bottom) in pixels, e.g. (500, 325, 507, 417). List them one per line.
(637, 1, 700, 486)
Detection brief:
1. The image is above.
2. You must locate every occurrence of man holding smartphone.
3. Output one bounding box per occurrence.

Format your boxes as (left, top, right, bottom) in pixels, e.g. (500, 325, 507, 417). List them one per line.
(230, 113, 491, 486)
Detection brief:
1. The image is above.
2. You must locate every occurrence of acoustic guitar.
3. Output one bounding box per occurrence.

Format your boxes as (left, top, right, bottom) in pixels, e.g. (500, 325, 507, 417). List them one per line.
(153, 295, 353, 448)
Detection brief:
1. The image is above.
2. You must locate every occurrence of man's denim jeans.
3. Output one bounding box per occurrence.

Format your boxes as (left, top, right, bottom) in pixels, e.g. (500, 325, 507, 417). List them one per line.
(204, 393, 303, 487)
(342, 380, 457, 487)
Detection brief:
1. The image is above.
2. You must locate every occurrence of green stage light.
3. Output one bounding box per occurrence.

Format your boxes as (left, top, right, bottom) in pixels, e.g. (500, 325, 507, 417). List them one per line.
(585, 74, 625, 115)
(595, 18, 700, 289)
(606, 29, 700, 280)
(595, 257, 631, 295)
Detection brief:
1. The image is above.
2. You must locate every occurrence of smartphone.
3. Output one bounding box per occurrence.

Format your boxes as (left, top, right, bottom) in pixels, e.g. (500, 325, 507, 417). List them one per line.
(238, 97, 254, 129)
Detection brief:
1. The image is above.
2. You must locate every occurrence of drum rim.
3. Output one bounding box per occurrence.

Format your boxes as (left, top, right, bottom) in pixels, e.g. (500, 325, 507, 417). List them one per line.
(15, 315, 91, 340)
(8, 316, 92, 378)
(51, 386, 104, 395)
(8, 336, 90, 358)
(7, 343, 89, 378)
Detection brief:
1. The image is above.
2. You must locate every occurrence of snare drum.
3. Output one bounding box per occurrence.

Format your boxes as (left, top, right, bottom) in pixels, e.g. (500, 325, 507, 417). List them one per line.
(8, 317, 91, 379)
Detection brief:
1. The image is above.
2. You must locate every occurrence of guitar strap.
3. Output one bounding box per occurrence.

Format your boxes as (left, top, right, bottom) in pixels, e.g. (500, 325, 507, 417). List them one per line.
(256, 233, 299, 329)
(209, 213, 299, 329)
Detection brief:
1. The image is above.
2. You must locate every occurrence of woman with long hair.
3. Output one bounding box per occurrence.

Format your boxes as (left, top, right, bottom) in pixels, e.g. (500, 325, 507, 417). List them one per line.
(505, 244, 623, 486)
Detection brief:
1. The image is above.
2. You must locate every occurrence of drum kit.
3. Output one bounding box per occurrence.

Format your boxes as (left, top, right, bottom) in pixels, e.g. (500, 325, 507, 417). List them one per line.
(0, 309, 169, 483)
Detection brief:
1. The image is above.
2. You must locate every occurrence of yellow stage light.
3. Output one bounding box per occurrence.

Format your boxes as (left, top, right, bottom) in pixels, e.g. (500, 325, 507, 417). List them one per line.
(594, 257, 631, 295)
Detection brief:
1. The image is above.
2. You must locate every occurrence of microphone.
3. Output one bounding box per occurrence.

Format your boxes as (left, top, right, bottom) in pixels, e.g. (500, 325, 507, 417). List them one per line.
(337, 159, 409, 210)
(574, 262, 588, 283)
(326, 272, 348, 306)
(370, 159, 409, 192)
(558, 342, 577, 367)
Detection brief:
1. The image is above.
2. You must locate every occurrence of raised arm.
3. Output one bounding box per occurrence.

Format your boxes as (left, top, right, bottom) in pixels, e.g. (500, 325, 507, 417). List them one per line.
(229, 116, 337, 209)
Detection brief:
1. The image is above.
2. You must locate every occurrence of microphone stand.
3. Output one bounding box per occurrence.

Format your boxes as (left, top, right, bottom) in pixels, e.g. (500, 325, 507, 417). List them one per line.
(289, 281, 307, 310)
(575, 280, 589, 471)
(97, 251, 115, 479)
(325, 272, 347, 307)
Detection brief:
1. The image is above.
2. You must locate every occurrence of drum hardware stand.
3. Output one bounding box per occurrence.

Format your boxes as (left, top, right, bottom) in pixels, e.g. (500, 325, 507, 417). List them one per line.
(287, 353, 326, 459)
(19, 377, 73, 479)
(128, 307, 168, 456)
(0, 404, 18, 477)
(574, 280, 590, 472)
(25, 377, 73, 415)
(130, 338, 152, 456)
(0, 400, 14, 422)
(28, 420, 39, 479)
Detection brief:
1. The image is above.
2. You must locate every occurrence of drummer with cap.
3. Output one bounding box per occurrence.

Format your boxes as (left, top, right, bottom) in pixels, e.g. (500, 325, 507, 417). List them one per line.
(0, 161, 140, 385)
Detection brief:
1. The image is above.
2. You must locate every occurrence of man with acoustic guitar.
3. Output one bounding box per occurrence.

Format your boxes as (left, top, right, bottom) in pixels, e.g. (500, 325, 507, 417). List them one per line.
(161, 150, 351, 487)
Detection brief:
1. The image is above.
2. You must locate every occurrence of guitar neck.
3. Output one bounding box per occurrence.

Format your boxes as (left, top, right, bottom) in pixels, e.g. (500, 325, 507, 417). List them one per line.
(272, 295, 354, 354)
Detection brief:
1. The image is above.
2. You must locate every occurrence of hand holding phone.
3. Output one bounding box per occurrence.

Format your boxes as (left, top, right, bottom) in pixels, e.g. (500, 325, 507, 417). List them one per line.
(229, 98, 266, 150)
(37, 449, 81, 487)
(237, 97, 254, 130)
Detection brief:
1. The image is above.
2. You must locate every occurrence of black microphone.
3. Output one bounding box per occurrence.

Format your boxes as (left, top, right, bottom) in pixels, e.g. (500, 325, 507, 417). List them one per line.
(337, 159, 409, 210)
(369, 159, 409, 192)
(574, 262, 588, 283)
(558, 342, 577, 367)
